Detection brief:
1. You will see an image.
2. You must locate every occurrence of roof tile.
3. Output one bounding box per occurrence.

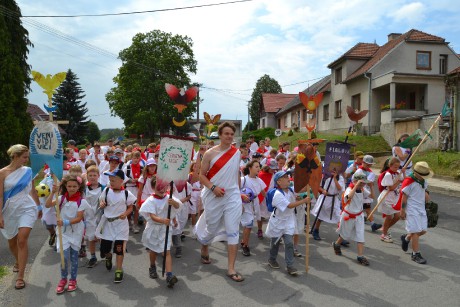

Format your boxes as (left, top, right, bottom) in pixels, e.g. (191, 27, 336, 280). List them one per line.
(262, 93, 297, 113)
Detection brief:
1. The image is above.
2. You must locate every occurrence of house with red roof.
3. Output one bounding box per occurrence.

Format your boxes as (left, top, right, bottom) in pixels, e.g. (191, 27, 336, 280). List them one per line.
(318, 29, 460, 147)
(447, 66, 460, 150)
(259, 93, 297, 129)
(27, 103, 66, 135)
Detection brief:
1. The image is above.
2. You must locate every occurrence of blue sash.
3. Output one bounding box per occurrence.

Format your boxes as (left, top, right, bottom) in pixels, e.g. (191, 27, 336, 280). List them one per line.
(3, 168, 32, 208)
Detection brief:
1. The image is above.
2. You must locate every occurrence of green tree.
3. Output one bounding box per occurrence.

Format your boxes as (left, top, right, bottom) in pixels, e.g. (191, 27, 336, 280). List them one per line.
(248, 74, 282, 129)
(86, 121, 101, 144)
(53, 69, 89, 144)
(0, 1, 33, 166)
(106, 30, 198, 137)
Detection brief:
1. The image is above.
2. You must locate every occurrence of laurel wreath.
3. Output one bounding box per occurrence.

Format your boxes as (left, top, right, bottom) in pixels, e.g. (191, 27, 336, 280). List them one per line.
(159, 146, 189, 171)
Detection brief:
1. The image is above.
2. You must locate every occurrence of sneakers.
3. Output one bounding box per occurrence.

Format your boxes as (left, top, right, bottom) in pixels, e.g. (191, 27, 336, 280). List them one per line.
(268, 259, 280, 269)
(241, 245, 250, 257)
(380, 234, 393, 243)
(332, 242, 342, 256)
(149, 266, 158, 279)
(371, 223, 382, 232)
(166, 275, 178, 288)
(114, 270, 123, 283)
(411, 252, 427, 264)
(132, 225, 140, 234)
(257, 229, 263, 239)
(105, 255, 112, 271)
(67, 279, 77, 292)
(293, 249, 302, 257)
(401, 235, 410, 252)
(357, 256, 370, 266)
(49, 232, 56, 246)
(56, 278, 67, 294)
(312, 229, 322, 241)
(180, 233, 186, 241)
(287, 267, 299, 276)
(87, 257, 97, 268)
(175, 247, 182, 258)
(78, 247, 87, 258)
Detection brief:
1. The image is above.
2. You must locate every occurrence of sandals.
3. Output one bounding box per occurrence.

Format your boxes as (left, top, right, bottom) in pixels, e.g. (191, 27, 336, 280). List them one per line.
(13, 263, 19, 273)
(200, 254, 211, 264)
(15, 279, 26, 290)
(226, 272, 244, 282)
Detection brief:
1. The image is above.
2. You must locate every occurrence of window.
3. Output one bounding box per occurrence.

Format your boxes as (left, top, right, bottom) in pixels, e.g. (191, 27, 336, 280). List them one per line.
(416, 51, 431, 70)
(440, 54, 448, 74)
(323, 104, 329, 121)
(335, 100, 342, 118)
(335, 67, 342, 84)
(291, 112, 296, 127)
(284, 115, 287, 127)
(303, 109, 308, 122)
(261, 118, 265, 128)
(351, 94, 361, 111)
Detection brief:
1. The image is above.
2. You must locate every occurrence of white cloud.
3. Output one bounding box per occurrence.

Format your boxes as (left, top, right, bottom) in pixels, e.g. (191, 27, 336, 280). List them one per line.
(392, 2, 426, 24)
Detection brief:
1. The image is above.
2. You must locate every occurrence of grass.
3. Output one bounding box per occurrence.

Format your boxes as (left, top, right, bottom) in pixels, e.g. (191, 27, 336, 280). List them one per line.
(411, 150, 460, 178)
(274, 131, 392, 155)
(0, 266, 7, 279)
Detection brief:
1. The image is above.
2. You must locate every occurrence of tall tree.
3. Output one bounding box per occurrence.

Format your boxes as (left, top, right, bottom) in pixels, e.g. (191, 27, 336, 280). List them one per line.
(0, 1, 33, 165)
(106, 30, 198, 137)
(248, 74, 282, 129)
(53, 69, 89, 143)
(86, 121, 101, 144)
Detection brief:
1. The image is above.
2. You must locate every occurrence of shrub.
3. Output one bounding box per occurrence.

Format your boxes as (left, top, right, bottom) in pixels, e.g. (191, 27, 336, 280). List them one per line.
(242, 127, 276, 143)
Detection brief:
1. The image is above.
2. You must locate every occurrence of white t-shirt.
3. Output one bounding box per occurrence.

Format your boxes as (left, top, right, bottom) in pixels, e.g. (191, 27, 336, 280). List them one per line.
(99, 188, 136, 219)
(402, 180, 427, 216)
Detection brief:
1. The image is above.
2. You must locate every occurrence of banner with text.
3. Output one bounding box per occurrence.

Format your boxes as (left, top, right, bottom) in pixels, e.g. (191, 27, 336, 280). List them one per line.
(323, 142, 351, 177)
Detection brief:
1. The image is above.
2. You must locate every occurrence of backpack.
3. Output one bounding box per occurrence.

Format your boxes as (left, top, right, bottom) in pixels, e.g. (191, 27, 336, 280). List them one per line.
(377, 171, 387, 193)
(126, 162, 144, 179)
(265, 187, 294, 212)
(59, 195, 82, 210)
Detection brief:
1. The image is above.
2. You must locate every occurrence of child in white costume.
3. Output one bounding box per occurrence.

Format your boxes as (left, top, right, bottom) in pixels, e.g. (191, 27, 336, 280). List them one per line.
(171, 181, 192, 258)
(377, 158, 403, 243)
(266, 171, 310, 276)
(311, 171, 345, 240)
(96, 170, 136, 283)
(84, 166, 104, 267)
(240, 160, 266, 257)
(332, 169, 370, 266)
(139, 181, 182, 288)
(46, 175, 88, 294)
(400, 161, 432, 265)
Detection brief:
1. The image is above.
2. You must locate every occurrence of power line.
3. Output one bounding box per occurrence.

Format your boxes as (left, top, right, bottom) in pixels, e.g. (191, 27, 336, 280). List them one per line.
(21, 0, 253, 18)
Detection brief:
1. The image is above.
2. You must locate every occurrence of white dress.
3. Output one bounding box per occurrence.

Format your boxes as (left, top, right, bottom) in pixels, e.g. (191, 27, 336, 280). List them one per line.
(140, 195, 182, 253)
(40, 176, 57, 226)
(189, 181, 201, 214)
(312, 176, 345, 224)
(240, 175, 266, 227)
(1, 167, 37, 240)
(84, 184, 104, 240)
(56, 196, 89, 252)
(95, 188, 136, 241)
(336, 187, 369, 242)
(138, 174, 155, 205)
(378, 171, 403, 215)
(172, 183, 189, 235)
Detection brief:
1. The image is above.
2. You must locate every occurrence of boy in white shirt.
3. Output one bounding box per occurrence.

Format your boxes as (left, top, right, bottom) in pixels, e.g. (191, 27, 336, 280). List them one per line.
(265, 171, 310, 276)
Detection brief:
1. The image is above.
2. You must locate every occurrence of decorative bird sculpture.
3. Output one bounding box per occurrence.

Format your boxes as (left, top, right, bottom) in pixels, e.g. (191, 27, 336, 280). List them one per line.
(165, 83, 199, 127)
(203, 112, 221, 126)
(346, 106, 368, 124)
(299, 92, 323, 114)
(306, 118, 316, 132)
(31, 71, 67, 100)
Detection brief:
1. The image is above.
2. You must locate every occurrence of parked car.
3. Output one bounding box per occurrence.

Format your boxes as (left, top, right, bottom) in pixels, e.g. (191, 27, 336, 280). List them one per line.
(186, 132, 198, 141)
(209, 132, 219, 139)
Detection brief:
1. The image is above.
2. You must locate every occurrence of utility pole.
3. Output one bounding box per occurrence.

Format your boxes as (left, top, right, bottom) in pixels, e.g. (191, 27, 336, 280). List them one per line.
(196, 84, 200, 124)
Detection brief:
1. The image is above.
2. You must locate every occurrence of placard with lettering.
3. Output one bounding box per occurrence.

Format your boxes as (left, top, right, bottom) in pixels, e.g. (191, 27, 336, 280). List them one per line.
(29, 122, 63, 180)
(323, 142, 351, 177)
(156, 136, 193, 193)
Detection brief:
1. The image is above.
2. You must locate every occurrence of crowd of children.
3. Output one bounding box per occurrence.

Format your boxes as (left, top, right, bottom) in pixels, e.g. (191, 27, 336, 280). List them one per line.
(38, 134, 434, 294)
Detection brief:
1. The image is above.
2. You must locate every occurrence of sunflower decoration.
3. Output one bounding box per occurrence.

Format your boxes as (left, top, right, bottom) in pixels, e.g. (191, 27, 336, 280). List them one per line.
(299, 92, 324, 114)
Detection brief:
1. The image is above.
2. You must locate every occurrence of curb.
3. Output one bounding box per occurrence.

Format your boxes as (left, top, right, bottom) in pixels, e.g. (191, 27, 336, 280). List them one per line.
(428, 185, 460, 198)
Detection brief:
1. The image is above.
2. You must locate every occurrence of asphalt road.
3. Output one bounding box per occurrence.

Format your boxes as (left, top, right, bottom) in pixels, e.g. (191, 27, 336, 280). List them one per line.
(1, 192, 459, 306)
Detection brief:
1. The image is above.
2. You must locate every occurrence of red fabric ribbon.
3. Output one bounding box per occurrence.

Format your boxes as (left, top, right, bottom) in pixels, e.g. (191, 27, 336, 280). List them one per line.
(65, 191, 82, 202)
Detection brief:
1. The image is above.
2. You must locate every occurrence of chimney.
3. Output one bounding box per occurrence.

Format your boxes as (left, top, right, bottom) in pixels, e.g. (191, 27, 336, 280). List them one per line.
(388, 33, 402, 42)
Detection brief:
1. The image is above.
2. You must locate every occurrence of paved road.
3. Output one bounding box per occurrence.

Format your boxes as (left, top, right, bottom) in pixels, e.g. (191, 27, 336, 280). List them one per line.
(1, 192, 459, 306)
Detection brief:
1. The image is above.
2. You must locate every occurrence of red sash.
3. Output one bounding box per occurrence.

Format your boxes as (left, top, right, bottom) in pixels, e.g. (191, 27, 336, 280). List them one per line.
(206, 146, 238, 181)
(393, 177, 415, 210)
(257, 170, 273, 202)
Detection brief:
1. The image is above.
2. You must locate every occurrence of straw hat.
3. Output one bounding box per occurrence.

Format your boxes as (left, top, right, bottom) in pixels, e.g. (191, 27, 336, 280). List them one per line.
(413, 161, 434, 179)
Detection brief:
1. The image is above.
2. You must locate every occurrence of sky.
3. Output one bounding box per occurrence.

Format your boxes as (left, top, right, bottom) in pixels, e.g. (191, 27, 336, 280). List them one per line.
(14, 0, 460, 130)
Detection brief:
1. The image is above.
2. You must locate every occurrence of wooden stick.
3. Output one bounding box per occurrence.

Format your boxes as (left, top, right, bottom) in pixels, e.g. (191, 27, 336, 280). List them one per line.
(367, 189, 389, 220)
(52, 174, 65, 270)
(403, 114, 441, 168)
(305, 185, 311, 273)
